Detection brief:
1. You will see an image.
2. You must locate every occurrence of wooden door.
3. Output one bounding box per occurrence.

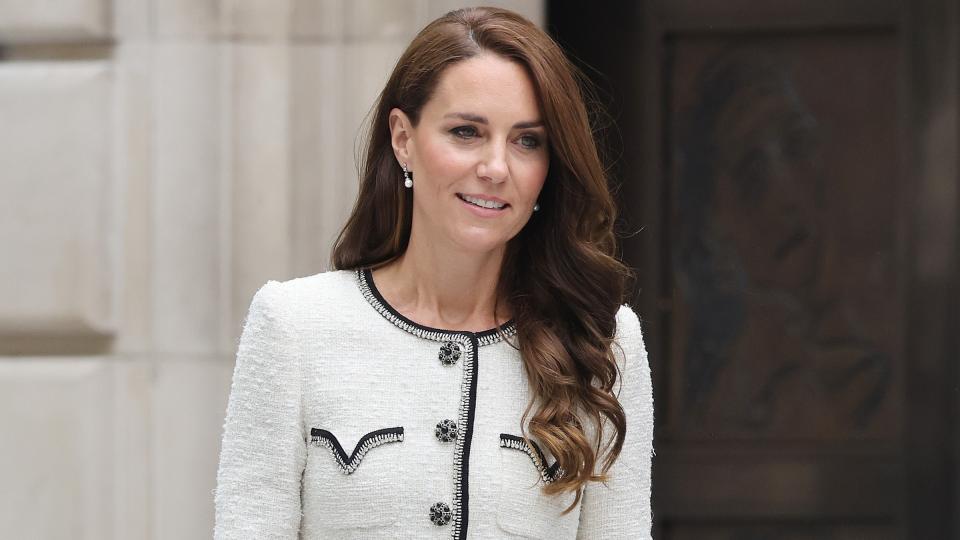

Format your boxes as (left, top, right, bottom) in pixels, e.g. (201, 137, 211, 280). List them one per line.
(549, 1, 960, 538)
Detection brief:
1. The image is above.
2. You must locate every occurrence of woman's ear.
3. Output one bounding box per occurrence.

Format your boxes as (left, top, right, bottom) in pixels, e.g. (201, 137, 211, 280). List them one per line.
(389, 107, 414, 165)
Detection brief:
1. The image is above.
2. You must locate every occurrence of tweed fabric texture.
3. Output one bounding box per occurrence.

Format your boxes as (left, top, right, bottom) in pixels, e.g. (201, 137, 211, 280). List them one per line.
(213, 269, 653, 539)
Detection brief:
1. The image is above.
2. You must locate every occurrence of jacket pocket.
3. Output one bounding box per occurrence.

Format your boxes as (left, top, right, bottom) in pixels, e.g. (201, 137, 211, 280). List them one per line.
(496, 433, 578, 539)
(302, 426, 404, 531)
(310, 427, 404, 474)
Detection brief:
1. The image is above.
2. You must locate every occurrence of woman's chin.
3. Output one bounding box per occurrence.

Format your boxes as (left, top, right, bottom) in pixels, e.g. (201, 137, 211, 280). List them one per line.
(449, 227, 513, 255)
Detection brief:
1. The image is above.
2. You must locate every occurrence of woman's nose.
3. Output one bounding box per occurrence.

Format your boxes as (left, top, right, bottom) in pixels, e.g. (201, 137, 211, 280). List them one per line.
(477, 143, 508, 183)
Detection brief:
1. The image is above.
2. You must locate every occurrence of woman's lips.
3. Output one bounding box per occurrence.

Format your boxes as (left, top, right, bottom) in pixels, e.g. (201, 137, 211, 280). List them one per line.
(457, 192, 509, 208)
(456, 193, 509, 217)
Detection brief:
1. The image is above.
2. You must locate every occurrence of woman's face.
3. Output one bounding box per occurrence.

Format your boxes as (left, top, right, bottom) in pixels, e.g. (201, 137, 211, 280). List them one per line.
(390, 52, 549, 257)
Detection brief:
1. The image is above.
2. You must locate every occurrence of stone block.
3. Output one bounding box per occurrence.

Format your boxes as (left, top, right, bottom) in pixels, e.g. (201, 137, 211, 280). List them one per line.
(0, 0, 110, 42)
(152, 358, 234, 539)
(291, 0, 343, 41)
(223, 0, 291, 40)
(111, 360, 152, 538)
(426, 0, 544, 28)
(0, 62, 114, 339)
(345, 0, 419, 41)
(112, 0, 151, 39)
(0, 359, 113, 538)
(113, 43, 154, 353)
(231, 43, 292, 332)
(290, 44, 342, 276)
(153, 43, 224, 354)
(156, 0, 223, 38)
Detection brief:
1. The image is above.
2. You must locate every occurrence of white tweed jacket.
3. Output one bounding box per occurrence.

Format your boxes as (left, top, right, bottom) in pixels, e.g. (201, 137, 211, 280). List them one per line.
(213, 268, 654, 539)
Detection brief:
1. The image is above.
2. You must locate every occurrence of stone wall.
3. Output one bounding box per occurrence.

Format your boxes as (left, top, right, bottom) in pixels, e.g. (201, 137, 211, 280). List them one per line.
(0, 1, 543, 538)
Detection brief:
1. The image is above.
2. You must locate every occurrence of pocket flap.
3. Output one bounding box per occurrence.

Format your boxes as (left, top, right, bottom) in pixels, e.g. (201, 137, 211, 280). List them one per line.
(310, 426, 404, 474)
(499, 433, 564, 483)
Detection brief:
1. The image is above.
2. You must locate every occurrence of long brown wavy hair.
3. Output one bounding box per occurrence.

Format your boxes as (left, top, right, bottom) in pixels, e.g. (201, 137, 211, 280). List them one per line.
(331, 6, 630, 510)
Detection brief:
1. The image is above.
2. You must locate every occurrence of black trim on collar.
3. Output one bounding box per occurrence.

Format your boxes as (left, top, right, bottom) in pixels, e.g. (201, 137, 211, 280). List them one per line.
(310, 427, 404, 475)
(356, 268, 517, 344)
(500, 433, 565, 484)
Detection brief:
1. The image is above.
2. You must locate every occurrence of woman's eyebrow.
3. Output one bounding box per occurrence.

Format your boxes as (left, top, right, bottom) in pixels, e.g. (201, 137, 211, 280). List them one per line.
(443, 112, 544, 129)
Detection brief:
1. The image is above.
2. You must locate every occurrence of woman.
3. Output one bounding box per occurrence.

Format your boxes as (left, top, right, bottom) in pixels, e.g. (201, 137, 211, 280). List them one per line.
(214, 6, 653, 539)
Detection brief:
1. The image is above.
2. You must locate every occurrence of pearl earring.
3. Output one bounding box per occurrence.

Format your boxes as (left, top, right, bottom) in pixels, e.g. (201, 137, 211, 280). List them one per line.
(402, 163, 413, 188)
(533, 202, 540, 212)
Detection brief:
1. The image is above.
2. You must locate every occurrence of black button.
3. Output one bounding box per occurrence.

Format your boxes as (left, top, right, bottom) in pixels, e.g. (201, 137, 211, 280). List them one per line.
(430, 501, 452, 526)
(435, 419, 458, 442)
(439, 341, 462, 366)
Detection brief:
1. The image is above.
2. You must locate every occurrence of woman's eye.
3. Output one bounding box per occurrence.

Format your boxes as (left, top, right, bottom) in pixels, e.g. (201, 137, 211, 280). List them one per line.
(450, 126, 478, 139)
(518, 134, 541, 149)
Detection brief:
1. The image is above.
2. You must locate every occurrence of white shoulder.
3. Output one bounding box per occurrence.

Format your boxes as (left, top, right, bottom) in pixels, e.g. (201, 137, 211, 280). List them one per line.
(615, 303, 642, 338)
(611, 303, 651, 399)
(614, 303, 645, 358)
(269, 268, 355, 296)
(253, 268, 358, 322)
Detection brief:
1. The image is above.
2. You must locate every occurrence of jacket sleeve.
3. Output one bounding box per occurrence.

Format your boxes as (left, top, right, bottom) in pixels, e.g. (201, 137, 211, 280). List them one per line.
(576, 304, 654, 539)
(214, 281, 307, 539)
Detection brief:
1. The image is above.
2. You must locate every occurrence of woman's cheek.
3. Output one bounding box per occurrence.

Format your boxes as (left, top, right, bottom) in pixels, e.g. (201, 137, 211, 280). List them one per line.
(523, 161, 549, 194)
(422, 139, 469, 174)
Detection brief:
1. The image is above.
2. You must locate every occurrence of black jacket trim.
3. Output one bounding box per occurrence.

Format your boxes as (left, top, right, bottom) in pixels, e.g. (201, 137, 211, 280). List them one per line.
(310, 427, 404, 475)
(452, 335, 479, 539)
(499, 434, 565, 484)
(356, 268, 517, 344)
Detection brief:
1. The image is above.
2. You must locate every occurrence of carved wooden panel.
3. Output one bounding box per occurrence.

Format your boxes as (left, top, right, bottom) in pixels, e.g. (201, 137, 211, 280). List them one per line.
(665, 34, 902, 441)
(549, 0, 957, 537)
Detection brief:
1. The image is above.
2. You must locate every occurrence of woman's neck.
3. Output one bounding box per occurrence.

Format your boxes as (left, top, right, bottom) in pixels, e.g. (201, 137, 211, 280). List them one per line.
(371, 234, 511, 332)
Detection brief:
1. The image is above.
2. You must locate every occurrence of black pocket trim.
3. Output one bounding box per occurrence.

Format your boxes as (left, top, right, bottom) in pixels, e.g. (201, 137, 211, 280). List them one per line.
(499, 433, 565, 484)
(310, 427, 404, 475)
